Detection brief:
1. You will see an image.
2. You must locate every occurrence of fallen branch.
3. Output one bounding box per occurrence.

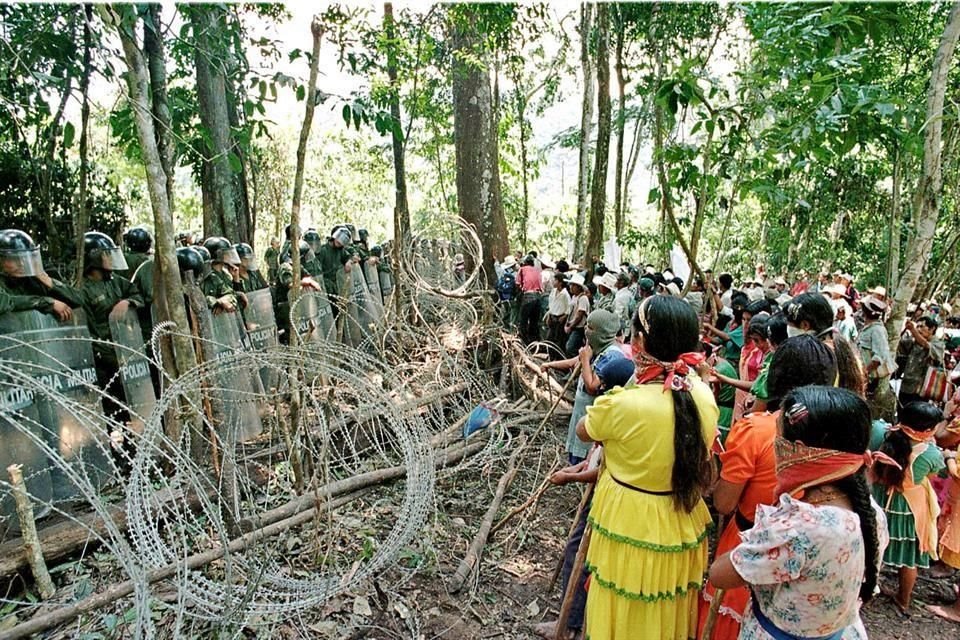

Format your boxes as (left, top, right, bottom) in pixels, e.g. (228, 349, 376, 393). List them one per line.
(447, 436, 526, 594)
(490, 459, 561, 534)
(239, 438, 487, 532)
(549, 483, 594, 592)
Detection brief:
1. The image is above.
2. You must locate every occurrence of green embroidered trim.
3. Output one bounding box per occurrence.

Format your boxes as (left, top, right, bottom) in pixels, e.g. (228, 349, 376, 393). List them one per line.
(585, 561, 703, 602)
(587, 516, 713, 552)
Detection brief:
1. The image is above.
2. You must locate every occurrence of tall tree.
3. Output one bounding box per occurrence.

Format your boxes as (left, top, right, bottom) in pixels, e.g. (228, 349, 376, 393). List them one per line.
(573, 3, 594, 263)
(189, 5, 250, 243)
(612, 4, 628, 238)
(73, 4, 92, 284)
(383, 2, 410, 245)
(450, 7, 509, 282)
(584, 3, 611, 269)
(100, 4, 199, 444)
(887, 1, 960, 347)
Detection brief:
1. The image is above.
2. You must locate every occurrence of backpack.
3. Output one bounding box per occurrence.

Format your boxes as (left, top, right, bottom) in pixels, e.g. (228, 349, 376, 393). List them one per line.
(496, 272, 516, 301)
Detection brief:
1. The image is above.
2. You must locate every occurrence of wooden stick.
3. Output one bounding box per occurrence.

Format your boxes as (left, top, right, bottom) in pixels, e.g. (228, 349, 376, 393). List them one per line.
(6, 464, 55, 600)
(548, 482, 594, 591)
(700, 588, 725, 640)
(491, 459, 561, 533)
(554, 517, 592, 640)
(447, 437, 527, 594)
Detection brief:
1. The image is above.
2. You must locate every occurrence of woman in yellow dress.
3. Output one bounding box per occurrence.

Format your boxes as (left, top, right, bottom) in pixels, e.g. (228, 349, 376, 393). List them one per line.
(577, 295, 719, 639)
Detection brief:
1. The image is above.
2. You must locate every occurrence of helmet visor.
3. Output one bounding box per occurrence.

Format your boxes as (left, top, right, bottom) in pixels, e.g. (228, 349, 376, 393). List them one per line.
(241, 254, 258, 270)
(218, 247, 242, 267)
(1, 247, 43, 278)
(306, 238, 323, 253)
(100, 247, 129, 271)
(333, 228, 352, 247)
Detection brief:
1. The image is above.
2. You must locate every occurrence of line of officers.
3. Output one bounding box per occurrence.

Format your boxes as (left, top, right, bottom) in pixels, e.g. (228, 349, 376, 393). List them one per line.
(0, 222, 394, 413)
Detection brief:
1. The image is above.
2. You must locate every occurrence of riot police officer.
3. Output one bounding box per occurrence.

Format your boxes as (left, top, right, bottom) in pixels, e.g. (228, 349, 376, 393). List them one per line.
(275, 240, 323, 343)
(264, 237, 281, 286)
(299, 229, 325, 278)
(200, 237, 243, 313)
(121, 227, 153, 279)
(79, 231, 145, 422)
(0, 229, 81, 320)
(315, 226, 355, 301)
(236, 243, 268, 292)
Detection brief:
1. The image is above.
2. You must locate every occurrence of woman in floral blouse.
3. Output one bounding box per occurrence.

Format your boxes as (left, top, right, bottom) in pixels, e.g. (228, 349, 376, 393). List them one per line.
(709, 385, 888, 640)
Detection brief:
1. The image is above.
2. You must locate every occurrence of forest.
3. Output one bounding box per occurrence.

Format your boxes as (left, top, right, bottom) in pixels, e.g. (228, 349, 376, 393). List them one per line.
(2, 2, 960, 639)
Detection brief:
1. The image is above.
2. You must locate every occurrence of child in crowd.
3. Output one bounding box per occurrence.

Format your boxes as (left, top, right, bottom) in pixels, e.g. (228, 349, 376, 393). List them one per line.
(869, 401, 945, 615)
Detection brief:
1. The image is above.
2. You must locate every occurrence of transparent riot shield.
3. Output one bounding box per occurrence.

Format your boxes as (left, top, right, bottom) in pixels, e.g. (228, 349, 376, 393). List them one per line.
(0, 310, 110, 503)
(340, 266, 374, 346)
(361, 262, 384, 325)
(0, 349, 52, 535)
(379, 268, 394, 307)
(109, 307, 156, 435)
(291, 290, 335, 347)
(207, 310, 263, 443)
(242, 288, 279, 391)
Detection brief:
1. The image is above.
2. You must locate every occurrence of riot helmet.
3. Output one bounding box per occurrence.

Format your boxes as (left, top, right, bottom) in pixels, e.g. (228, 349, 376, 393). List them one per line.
(298, 240, 315, 263)
(344, 223, 359, 244)
(303, 229, 323, 254)
(235, 243, 258, 270)
(284, 223, 301, 241)
(358, 228, 369, 245)
(369, 244, 383, 259)
(176, 246, 204, 276)
(123, 227, 153, 253)
(203, 236, 241, 267)
(331, 226, 352, 248)
(84, 231, 128, 273)
(0, 229, 44, 278)
(195, 244, 211, 264)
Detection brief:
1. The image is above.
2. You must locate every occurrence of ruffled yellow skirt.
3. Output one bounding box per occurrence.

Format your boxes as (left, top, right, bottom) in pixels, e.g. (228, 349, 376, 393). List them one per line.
(584, 472, 712, 640)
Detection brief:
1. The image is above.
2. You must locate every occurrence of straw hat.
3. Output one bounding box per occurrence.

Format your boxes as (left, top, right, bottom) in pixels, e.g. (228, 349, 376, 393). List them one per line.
(501, 255, 517, 269)
(566, 272, 586, 287)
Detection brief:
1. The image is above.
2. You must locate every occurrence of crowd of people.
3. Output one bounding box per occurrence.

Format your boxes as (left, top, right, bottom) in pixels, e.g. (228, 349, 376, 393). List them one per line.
(492, 253, 960, 639)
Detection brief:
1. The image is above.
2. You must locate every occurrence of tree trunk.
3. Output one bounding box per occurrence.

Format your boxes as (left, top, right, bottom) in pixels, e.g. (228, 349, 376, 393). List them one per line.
(451, 10, 509, 284)
(191, 5, 240, 241)
(887, 1, 960, 349)
(143, 3, 174, 208)
(103, 5, 200, 445)
(73, 4, 92, 285)
(574, 2, 594, 263)
(516, 89, 530, 251)
(612, 6, 627, 238)
(384, 2, 410, 245)
(289, 17, 325, 323)
(584, 3, 611, 271)
(886, 149, 902, 291)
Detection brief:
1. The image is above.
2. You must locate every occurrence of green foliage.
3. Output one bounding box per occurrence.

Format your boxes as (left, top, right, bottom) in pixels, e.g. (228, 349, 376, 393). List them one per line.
(0, 143, 126, 275)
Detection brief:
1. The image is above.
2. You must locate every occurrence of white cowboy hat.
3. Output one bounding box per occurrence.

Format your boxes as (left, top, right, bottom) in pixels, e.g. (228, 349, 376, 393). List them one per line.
(824, 283, 847, 297)
(501, 255, 517, 269)
(774, 276, 788, 286)
(566, 272, 586, 287)
(600, 272, 619, 290)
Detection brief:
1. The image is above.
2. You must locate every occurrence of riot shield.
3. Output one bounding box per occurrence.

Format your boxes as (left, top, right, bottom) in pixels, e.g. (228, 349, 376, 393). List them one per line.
(340, 266, 374, 346)
(109, 307, 156, 435)
(206, 310, 263, 443)
(361, 262, 384, 325)
(242, 288, 279, 391)
(291, 290, 335, 347)
(379, 268, 394, 307)
(0, 310, 110, 503)
(0, 345, 52, 535)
